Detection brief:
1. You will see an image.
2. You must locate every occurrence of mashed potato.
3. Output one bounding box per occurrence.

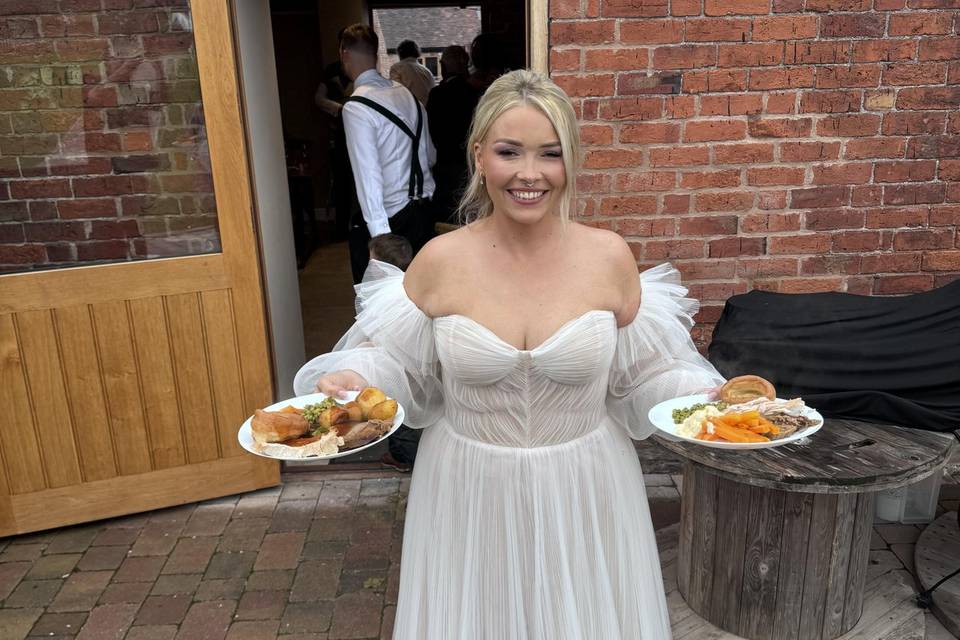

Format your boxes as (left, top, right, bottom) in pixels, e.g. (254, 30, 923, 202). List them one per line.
(676, 405, 722, 439)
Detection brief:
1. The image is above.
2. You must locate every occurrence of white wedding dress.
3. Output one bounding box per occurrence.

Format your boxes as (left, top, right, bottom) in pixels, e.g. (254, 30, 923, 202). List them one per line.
(294, 261, 723, 639)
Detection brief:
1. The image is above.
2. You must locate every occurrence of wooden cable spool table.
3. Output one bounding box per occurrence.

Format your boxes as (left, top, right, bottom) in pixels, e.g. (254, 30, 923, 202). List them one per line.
(655, 418, 956, 640)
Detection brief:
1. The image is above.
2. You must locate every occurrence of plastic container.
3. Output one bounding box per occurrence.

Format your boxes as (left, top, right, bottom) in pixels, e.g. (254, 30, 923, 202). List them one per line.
(874, 471, 943, 524)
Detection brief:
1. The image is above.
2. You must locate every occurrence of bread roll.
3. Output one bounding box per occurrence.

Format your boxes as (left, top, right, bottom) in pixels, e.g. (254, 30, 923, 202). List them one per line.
(720, 375, 776, 405)
(251, 409, 309, 444)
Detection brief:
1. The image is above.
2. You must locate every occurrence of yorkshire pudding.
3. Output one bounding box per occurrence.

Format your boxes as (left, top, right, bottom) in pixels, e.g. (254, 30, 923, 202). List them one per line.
(720, 375, 776, 405)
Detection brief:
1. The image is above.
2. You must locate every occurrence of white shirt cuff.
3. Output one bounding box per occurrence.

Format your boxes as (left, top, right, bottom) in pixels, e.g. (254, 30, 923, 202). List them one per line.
(368, 220, 392, 237)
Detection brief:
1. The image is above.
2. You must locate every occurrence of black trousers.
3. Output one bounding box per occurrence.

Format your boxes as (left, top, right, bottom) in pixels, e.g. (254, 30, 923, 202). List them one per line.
(349, 198, 434, 284)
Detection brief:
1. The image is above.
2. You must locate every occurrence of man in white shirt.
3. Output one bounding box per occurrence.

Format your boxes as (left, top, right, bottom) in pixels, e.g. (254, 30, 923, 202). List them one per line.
(339, 25, 437, 282)
(388, 40, 436, 106)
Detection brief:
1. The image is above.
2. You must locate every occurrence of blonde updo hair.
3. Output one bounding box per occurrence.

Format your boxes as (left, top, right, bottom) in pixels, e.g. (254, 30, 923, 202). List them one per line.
(458, 69, 582, 224)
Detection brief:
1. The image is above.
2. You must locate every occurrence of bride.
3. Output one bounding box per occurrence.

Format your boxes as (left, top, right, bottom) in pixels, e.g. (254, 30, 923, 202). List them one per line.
(295, 69, 723, 639)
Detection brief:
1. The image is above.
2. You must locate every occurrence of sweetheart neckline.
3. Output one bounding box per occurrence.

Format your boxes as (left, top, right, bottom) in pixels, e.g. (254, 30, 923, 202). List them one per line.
(433, 310, 616, 354)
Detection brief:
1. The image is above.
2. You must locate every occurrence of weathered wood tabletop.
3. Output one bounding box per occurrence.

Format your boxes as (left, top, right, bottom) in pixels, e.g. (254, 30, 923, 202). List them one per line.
(656, 418, 956, 493)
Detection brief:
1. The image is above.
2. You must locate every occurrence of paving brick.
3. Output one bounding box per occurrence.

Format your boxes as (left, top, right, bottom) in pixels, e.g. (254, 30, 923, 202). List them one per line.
(360, 478, 399, 498)
(226, 620, 281, 640)
(337, 569, 387, 598)
(316, 482, 361, 516)
(235, 490, 280, 520)
(150, 574, 201, 596)
(130, 524, 184, 557)
(46, 527, 99, 555)
(77, 545, 128, 571)
(350, 524, 392, 547)
(161, 537, 217, 575)
(148, 505, 196, 525)
(219, 519, 270, 553)
(135, 594, 192, 626)
(174, 600, 235, 640)
(253, 533, 304, 571)
(205, 552, 255, 580)
(48, 571, 112, 612)
(380, 605, 395, 640)
(92, 528, 140, 547)
(75, 603, 138, 640)
(279, 602, 333, 635)
(245, 570, 294, 591)
(182, 504, 234, 537)
(342, 542, 389, 571)
(29, 611, 87, 636)
(280, 482, 324, 502)
(102, 514, 150, 530)
(290, 560, 341, 602)
(5, 579, 63, 608)
(98, 581, 152, 605)
(125, 626, 178, 640)
(114, 557, 165, 583)
(269, 501, 317, 533)
(0, 608, 42, 640)
(307, 518, 352, 543)
(195, 579, 245, 602)
(0, 562, 31, 600)
(236, 590, 287, 621)
(328, 591, 382, 639)
(301, 541, 349, 562)
(385, 565, 400, 606)
(0, 544, 44, 563)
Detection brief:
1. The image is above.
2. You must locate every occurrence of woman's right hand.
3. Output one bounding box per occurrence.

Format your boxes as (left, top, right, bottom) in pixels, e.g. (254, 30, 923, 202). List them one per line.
(315, 369, 369, 399)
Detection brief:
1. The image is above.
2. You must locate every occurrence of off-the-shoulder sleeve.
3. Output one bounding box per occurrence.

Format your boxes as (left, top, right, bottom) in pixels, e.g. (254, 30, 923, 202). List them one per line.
(293, 261, 443, 428)
(606, 263, 725, 440)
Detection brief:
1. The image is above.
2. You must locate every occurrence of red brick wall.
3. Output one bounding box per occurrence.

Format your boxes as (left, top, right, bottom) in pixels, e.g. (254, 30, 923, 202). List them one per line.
(550, 0, 960, 346)
(0, 0, 219, 273)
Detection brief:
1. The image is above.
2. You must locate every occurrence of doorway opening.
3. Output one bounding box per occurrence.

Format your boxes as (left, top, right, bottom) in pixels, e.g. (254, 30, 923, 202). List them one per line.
(267, 0, 528, 463)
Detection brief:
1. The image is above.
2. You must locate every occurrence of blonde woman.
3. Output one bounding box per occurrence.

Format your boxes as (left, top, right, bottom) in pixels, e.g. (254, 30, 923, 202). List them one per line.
(295, 70, 723, 639)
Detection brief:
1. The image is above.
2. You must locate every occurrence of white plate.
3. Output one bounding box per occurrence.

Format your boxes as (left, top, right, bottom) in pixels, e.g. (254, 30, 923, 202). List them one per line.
(648, 393, 823, 450)
(238, 391, 405, 461)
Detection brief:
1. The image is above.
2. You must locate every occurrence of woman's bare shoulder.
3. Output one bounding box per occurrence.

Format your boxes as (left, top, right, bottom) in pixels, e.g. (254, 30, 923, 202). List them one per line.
(403, 227, 474, 316)
(570, 223, 640, 324)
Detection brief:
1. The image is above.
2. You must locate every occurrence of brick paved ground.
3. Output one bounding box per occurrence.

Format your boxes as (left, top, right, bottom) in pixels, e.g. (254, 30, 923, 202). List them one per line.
(2, 441, 959, 640)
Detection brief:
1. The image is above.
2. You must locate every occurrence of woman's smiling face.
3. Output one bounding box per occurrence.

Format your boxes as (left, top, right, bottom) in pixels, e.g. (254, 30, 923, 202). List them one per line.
(474, 104, 566, 226)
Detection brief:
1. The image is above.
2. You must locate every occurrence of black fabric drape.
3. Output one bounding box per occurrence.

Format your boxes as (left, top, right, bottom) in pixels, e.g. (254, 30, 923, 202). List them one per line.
(707, 280, 960, 432)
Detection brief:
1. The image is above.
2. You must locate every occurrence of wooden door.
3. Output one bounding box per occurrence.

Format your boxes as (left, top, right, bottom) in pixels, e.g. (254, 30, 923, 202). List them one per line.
(0, 1, 279, 536)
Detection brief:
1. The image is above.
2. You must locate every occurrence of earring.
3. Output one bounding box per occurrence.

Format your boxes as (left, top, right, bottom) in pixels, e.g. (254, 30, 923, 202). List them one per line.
(479, 173, 485, 185)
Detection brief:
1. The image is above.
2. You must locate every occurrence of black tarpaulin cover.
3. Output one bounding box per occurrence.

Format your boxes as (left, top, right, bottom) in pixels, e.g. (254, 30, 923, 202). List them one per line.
(707, 279, 960, 432)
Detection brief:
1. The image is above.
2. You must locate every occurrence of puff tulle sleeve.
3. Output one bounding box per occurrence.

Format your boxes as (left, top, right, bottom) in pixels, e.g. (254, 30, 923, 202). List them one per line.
(293, 261, 444, 428)
(606, 263, 725, 440)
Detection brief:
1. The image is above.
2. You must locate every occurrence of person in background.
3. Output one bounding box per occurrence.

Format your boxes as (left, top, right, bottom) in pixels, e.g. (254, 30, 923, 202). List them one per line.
(426, 45, 480, 225)
(468, 33, 507, 93)
(389, 39, 436, 106)
(339, 24, 436, 283)
(365, 234, 420, 472)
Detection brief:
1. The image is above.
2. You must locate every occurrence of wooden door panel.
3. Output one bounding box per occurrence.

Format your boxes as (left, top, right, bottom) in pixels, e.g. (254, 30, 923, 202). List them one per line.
(167, 292, 221, 465)
(54, 305, 118, 483)
(17, 310, 84, 489)
(129, 296, 188, 470)
(201, 289, 248, 459)
(91, 301, 154, 477)
(0, 315, 46, 495)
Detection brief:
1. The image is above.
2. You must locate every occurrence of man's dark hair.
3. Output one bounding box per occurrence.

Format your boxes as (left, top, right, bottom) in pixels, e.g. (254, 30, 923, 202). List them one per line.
(340, 24, 378, 58)
(470, 33, 506, 73)
(368, 234, 413, 270)
(397, 40, 420, 60)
